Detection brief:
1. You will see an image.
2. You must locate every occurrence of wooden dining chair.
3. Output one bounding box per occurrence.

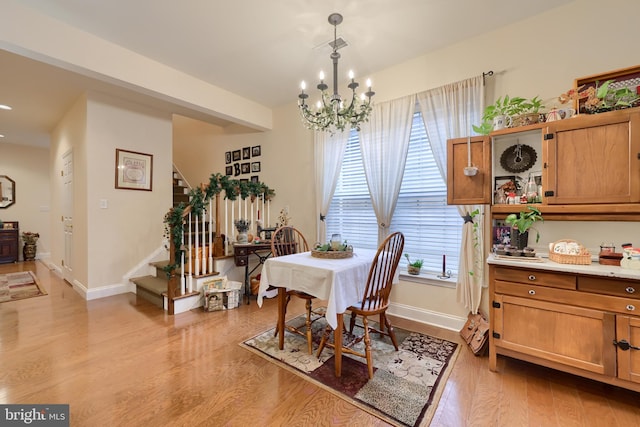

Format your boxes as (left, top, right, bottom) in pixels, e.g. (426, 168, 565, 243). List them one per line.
(316, 231, 405, 379)
(270, 226, 320, 354)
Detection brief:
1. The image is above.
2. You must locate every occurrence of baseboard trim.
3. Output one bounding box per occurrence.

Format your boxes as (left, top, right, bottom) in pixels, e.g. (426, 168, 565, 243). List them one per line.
(388, 301, 466, 332)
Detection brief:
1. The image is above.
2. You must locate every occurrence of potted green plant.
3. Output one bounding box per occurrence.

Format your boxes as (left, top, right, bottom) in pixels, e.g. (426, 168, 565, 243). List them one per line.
(473, 95, 529, 135)
(404, 254, 424, 275)
(504, 206, 543, 249)
(513, 96, 545, 127)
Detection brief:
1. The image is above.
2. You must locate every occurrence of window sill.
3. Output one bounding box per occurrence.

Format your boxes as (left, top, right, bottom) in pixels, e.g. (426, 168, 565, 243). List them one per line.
(399, 270, 457, 288)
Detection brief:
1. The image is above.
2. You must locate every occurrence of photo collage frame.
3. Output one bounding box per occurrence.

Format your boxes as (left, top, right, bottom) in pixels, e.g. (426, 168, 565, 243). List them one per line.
(225, 145, 260, 183)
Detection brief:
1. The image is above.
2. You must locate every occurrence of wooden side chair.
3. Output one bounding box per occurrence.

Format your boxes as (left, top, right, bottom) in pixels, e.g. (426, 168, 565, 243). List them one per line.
(316, 231, 405, 378)
(270, 226, 320, 354)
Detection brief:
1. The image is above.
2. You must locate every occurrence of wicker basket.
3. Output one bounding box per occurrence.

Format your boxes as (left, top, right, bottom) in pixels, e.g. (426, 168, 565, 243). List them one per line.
(548, 239, 592, 265)
(311, 249, 353, 259)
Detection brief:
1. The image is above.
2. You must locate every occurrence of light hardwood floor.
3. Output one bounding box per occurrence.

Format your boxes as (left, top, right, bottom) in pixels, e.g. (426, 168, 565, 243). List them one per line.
(1, 261, 639, 426)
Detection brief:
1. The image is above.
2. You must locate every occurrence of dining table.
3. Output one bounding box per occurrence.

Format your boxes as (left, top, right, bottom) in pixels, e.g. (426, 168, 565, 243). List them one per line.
(257, 247, 380, 377)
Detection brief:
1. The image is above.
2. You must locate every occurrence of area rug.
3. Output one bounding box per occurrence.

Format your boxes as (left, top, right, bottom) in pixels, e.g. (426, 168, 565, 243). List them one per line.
(241, 312, 459, 427)
(0, 271, 47, 303)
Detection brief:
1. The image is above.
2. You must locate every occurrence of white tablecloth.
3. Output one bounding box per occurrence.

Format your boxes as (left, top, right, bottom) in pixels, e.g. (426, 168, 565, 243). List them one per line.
(257, 248, 378, 329)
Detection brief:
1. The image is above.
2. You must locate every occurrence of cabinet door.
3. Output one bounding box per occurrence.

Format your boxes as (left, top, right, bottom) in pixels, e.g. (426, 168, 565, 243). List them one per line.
(543, 109, 640, 204)
(493, 294, 616, 375)
(446, 136, 491, 205)
(615, 315, 640, 384)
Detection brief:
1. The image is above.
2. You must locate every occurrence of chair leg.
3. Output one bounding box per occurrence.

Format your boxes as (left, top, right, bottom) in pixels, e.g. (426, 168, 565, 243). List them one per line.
(382, 313, 399, 350)
(305, 298, 313, 355)
(349, 311, 357, 333)
(362, 316, 374, 379)
(274, 294, 292, 337)
(316, 325, 331, 358)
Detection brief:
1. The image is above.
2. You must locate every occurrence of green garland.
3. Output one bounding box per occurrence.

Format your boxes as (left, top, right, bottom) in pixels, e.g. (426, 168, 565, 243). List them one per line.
(162, 172, 276, 277)
(163, 203, 186, 277)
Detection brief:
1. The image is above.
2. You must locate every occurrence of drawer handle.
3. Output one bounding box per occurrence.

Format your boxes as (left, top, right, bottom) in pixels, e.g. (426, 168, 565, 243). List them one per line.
(528, 289, 536, 295)
(626, 287, 636, 294)
(626, 304, 636, 311)
(528, 275, 536, 281)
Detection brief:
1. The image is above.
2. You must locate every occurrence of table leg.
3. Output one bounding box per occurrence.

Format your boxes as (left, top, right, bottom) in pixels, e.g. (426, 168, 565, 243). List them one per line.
(244, 264, 250, 304)
(277, 288, 286, 350)
(334, 313, 343, 377)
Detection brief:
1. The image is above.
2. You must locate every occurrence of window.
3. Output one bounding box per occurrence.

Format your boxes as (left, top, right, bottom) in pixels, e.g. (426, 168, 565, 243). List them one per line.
(325, 112, 462, 275)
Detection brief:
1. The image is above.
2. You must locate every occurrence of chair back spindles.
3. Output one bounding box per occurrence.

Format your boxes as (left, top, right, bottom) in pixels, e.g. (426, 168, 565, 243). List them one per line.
(270, 226, 309, 258)
(359, 232, 404, 311)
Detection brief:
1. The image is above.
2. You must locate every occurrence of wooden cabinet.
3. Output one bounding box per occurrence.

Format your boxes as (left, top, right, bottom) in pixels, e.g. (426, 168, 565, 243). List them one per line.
(489, 262, 640, 393)
(447, 107, 640, 219)
(0, 221, 19, 263)
(446, 136, 491, 205)
(543, 108, 640, 204)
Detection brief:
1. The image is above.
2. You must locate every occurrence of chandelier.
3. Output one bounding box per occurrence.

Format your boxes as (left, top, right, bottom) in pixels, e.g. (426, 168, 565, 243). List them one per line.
(297, 13, 375, 134)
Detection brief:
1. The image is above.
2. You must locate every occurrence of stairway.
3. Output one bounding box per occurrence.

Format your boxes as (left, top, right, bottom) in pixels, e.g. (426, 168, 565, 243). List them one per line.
(131, 171, 219, 312)
(173, 172, 189, 207)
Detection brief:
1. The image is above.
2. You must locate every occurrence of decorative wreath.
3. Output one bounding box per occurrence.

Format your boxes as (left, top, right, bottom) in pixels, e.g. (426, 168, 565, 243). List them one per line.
(499, 144, 537, 173)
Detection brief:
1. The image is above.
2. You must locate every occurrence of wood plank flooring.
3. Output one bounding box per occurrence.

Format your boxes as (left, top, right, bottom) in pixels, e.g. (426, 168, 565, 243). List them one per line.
(1, 261, 639, 426)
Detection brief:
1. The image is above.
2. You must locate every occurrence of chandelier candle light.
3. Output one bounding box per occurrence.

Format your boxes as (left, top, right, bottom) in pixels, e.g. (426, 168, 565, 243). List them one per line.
(298, 13, 375, 134)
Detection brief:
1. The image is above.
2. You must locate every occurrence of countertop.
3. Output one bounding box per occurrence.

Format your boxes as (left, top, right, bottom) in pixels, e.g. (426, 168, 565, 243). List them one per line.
(487, 253, 640, 281)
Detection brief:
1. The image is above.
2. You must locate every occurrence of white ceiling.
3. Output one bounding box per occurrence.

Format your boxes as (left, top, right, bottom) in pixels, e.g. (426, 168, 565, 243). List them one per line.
(1, 0, 571, 148)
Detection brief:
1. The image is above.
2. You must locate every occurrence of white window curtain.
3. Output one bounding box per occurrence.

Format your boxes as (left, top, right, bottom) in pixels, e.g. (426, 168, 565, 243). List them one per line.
(314, 130, 350, 243)
(359, 94, 416, 243)
(416, 75, 485, 314)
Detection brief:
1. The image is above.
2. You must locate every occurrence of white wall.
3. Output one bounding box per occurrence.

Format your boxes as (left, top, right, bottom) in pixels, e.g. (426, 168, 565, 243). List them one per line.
(0, 142, 50, 260)
(49, 91, 172, 295)
(85, 92, 172, 292)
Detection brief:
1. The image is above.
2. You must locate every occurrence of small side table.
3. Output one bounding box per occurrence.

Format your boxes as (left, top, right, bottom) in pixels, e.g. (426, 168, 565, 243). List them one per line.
(233, 243, 272, 304)
(0, 221, 19, 264)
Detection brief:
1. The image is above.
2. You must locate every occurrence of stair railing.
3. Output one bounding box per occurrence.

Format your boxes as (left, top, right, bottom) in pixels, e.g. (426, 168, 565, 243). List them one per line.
(166, 175, 275, 314)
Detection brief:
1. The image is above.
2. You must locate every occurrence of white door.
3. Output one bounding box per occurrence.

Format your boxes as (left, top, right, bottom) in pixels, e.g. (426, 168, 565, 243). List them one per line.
(62, 150, 74, 284)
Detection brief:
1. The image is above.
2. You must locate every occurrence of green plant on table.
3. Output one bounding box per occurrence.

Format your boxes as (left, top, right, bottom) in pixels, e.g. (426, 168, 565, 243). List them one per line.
(504, 206, 544, 243)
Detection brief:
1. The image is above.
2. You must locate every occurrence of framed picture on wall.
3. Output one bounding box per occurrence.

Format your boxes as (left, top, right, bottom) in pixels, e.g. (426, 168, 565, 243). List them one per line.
(225, 166, 233, 176)
(250, 175, 259, 183)
(232, 150, 241, 161)
(225, 151, 232, 164)
(242, 147, 251, 159)
(251, 161, 261, 173)
(115, 149, 153, 191)
(251, 145, 261, 157)
(241, 162, 250, 174)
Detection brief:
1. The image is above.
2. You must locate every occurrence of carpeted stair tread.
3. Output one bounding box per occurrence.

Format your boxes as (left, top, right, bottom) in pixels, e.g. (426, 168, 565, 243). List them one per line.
(131, 275, 167, 296)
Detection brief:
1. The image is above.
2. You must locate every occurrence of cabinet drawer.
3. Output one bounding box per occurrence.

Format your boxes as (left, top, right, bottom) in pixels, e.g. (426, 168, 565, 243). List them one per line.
(496, 281, 640, 316)
(494, 266, 576, 290)
(578, 276, 640, 300)
(234, 247, 248, 256)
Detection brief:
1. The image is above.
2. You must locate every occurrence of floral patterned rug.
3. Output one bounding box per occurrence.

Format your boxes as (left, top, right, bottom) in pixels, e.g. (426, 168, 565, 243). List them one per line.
(0, 271, 46, 303)
(241, 312, 459, 427)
